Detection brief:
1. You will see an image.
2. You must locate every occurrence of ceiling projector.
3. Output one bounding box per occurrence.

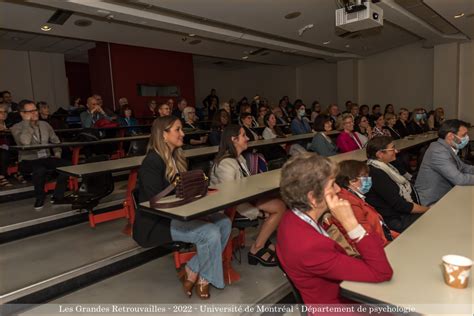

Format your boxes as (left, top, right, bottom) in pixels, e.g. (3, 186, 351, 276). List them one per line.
(336, 1, 383, 32)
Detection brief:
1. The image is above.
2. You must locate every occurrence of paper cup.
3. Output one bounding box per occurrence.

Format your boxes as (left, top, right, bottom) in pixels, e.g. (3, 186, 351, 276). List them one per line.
(442, 255, 472, 289)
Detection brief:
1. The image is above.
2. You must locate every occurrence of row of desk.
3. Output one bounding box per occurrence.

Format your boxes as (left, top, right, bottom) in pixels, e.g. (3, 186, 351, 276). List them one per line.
(134, 131, 473, 313)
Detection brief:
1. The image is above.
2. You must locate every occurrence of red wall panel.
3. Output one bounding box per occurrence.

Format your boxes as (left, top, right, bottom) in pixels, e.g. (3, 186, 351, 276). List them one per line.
(108, 43, 195, 117)
(88, 42, 114, 111)
(65, 61, 91, 105)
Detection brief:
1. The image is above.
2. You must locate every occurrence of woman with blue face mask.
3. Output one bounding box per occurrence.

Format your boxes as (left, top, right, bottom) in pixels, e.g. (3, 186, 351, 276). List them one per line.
(336, 160, 399, 246)
(290, 104, 312, 135)
(408, 107, 429, 135)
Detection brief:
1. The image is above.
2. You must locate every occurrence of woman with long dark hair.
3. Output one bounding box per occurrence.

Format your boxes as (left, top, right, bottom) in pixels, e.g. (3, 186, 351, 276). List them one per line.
(210, 125, 286, 267)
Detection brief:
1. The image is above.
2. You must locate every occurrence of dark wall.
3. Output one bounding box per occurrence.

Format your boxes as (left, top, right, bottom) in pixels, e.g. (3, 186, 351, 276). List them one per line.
(65, 61, 91, 106)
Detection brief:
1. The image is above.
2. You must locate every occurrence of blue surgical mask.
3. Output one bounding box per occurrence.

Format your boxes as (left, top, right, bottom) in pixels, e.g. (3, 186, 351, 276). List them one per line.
(359, 176, 372, 194)
(298, 109, 306, 117)
(415, 113, 423, 121)
(454, 135, 469, 150)
(422, 113, 427, 120)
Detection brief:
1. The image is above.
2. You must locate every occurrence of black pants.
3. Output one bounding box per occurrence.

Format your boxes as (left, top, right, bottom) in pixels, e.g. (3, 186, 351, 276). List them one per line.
(0, 148, 8, 176)
(19, 157, 70, 199)
(387, 213, 422, 233)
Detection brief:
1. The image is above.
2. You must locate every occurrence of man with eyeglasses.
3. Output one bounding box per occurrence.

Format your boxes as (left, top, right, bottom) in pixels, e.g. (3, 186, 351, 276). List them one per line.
(11, 100, 71, 210)
(415, 119, 474, 206)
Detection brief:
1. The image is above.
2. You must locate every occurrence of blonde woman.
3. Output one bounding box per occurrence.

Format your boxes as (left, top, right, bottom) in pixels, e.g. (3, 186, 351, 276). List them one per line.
(134, 116, 231, 299)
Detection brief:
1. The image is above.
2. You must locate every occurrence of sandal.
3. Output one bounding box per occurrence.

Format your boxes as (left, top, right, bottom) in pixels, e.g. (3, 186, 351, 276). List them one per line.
(264, 239, 276, 252)
(0, 176, 13, 188)
(178, 267, 196, 298)
(195, 278, 210, 300)
(248, 247, 278, 267)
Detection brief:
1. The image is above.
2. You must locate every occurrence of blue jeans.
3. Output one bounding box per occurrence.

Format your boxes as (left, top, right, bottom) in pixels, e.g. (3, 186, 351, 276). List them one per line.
(170, 212, 231, 289)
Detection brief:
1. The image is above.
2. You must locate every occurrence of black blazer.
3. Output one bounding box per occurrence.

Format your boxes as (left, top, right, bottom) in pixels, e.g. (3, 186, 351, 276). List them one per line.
(133, 150, 173, 248)
(407, 121, 429, 135)
(394, 120, 410, 138)
(365, 166, 414, 230)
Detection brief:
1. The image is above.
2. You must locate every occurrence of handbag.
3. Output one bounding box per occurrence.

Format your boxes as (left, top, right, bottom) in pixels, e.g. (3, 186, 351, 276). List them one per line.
(149, 170, 209, 208)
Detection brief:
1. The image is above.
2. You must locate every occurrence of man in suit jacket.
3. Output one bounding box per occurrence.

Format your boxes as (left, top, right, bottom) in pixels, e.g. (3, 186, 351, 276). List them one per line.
(415, 119, 474, 206)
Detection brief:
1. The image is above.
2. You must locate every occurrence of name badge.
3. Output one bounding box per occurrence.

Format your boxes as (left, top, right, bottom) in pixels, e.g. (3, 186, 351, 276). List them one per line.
(37, 149, 48, 159)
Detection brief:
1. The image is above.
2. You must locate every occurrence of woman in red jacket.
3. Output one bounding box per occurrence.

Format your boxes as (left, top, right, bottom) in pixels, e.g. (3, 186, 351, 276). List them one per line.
(336, 114, 364, 153)
(336, 160, 399, 246)
(277, 153, 393, 309)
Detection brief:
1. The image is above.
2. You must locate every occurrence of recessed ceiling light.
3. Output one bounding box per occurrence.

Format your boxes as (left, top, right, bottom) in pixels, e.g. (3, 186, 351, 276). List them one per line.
(285, 12, 301, 19)
(188, 33, 196, 37)
(345, 44, 350, 48)
(454, 13, 465, 19)
(242, 56, 249, 60)
(41, 25, 52, 31)
(323, 41, 330, 45)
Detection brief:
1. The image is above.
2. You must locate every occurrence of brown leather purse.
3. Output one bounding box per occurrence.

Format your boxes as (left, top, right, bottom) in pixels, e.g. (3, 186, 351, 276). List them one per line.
(149, 170, 209, 209)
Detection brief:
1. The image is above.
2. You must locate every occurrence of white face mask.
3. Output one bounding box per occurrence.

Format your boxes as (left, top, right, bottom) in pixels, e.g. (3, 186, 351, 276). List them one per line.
(298, 109, 306, 117)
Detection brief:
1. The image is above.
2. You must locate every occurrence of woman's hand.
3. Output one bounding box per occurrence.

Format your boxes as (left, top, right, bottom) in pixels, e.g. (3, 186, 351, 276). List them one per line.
(325, 192, 359, 232)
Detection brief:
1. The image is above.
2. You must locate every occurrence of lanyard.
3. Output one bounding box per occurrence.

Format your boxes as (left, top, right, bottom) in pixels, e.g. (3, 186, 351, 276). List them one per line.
(350, 132, 362, 149)
(292, 209, 329, 237)
(32, 125, 42, 143)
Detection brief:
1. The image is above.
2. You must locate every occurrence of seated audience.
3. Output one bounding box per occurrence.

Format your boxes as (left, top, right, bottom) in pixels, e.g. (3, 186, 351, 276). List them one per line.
(350, 103, 359, 120)
(290, 104, 311, 135)
(208, 109, 230, 146)
(336, 114, 363, 153)
(271, 105, 289, 125)
(157, 102, 171, 117)
(415, 119, 474, 206)
(11, 100, 71, 209)
(343, 100, 353, 114)
(69, 96, 85, 111)
(355, 115, 372, 146)
(359, 104, 370, 117)
(427, 107, 445, 131)
(239, 113, 259, 141)
(118, 97, 129, 107)
(172, 98, 187, 119)
(37, 101, 66, 129)
(147, 100, 158, 117)
(262, 113, 286, 140)
(336, 160, 399, 246)
(308, 115, 338, 156)
(408, 108, 429, 135)
(369, 104, 382, 126)
(277, 98, 291, 122)
(384, 113, 401, 139)
(210, 125, 286, 267)
(80, 96, 112, 128)
(0, 103, 13, 187)
(134, 116, 231, 299)
(310, 100, 321, 122)
(118, 105, 139, 135)
(394, 108, 410, 138)
(372, 114, 391, 137)
(182, 107, 207, 146)
(327, 104, 342, 130)
(384, 104, 395, 115)
(203, 88, 219, 119)
(257, 105, 268, 127)
(2, 90, 19, 112)
(240, 104, 259, 127)
(261, 113, 288, 160)
(277, 153, 393, 306)
(365, 136, 429, 232)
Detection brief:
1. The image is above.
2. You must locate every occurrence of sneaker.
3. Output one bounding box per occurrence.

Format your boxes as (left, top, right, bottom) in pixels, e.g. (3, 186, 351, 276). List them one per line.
(34, 198, 45, 210)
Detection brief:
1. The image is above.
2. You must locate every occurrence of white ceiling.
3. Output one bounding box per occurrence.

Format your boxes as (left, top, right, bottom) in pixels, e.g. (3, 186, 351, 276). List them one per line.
(0, 0, 471, 66)
(0, 30, 94, 63)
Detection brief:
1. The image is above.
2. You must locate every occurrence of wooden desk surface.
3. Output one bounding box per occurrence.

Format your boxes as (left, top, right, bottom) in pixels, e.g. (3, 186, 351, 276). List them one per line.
(139, 133, 438, 221)
(57, 131, 325, 177)
(341, 186, 473, 315)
